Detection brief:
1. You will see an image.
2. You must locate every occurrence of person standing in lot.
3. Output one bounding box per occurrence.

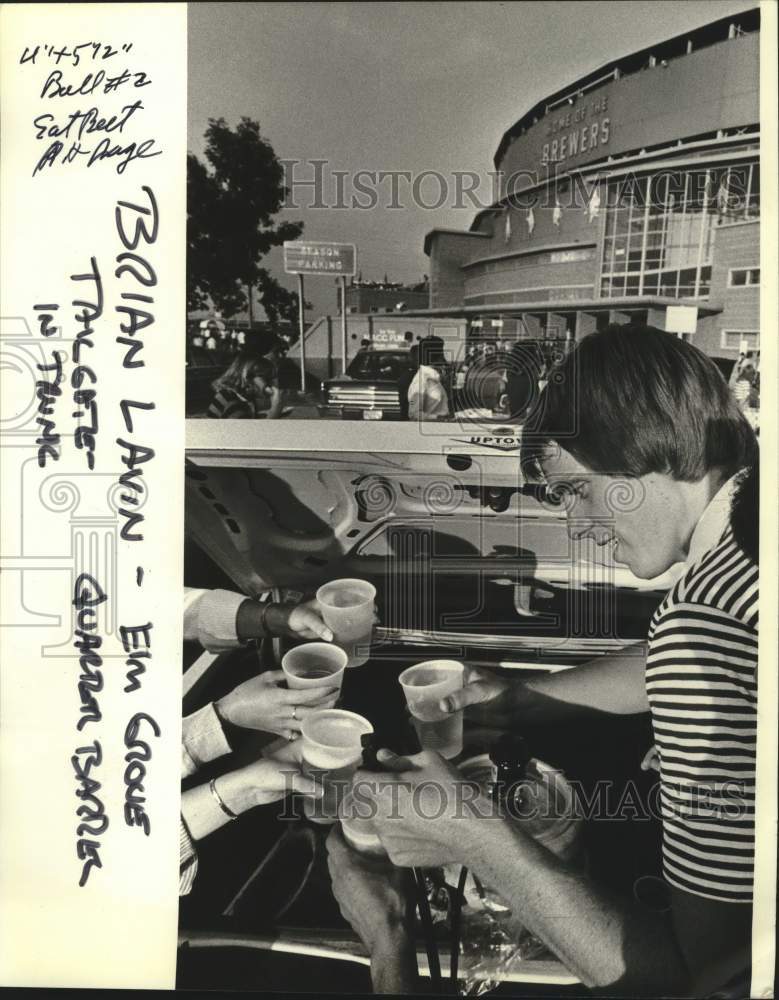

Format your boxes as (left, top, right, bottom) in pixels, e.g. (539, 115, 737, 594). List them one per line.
(733, 364, 759, 433)
(407, 336, 450, 421)
(397, 343, 418, 420)
(207, 352, 284, 419)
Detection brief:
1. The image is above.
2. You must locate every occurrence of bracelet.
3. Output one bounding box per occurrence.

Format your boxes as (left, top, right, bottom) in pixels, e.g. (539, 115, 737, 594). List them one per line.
(209, 777, 238, 820)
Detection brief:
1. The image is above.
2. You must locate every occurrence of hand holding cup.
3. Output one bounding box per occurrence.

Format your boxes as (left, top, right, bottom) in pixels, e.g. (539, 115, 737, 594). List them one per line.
(216, 668, 340, 741)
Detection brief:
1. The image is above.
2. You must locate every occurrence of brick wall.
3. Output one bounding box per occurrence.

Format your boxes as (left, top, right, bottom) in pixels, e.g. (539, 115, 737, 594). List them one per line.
(695, 219, 759, 359)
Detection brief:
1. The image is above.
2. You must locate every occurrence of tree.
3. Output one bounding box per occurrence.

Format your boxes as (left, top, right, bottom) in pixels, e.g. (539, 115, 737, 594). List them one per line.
(187, 117, 304, 326)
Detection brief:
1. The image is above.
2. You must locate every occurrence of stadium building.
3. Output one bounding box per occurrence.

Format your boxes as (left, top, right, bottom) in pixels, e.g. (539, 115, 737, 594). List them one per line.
(424, 7, 760, 363)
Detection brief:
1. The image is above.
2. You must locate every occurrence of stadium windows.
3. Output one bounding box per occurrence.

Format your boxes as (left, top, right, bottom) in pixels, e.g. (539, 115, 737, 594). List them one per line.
(721, 329, 759, 351)
(728, 267, 760, 287)
(599, 161, 758, 301)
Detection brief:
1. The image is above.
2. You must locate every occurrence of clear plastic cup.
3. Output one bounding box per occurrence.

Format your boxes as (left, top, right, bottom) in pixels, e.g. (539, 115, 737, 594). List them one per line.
(300, 709, 373, 824)
(339, 786, 389, 862)
(316, 578, 376, 668)
(282, 642, 347, 708)
(398, 660, 465, 759)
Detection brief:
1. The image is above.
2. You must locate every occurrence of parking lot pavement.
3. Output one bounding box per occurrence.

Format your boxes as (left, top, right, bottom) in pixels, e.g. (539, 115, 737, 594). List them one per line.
(286, 401, 322, 419)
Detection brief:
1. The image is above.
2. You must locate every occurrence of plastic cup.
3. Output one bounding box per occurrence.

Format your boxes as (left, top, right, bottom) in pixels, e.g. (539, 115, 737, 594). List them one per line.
(398, 660, 465, 759)
(282, 642, 347, 708)
(316, 578, 376, 668)
(300, 709, 373, 824)
(339, 786, 389, 863)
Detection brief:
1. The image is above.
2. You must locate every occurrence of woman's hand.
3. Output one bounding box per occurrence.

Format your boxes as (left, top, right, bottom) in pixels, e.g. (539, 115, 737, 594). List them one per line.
(216, 669, 339, 740)
(216, 750, 324, 814)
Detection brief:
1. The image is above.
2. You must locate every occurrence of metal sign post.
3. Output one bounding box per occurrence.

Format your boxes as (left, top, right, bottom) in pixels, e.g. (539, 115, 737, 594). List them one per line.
(297, 273, 306, 392)
(340, 275, 348, 373)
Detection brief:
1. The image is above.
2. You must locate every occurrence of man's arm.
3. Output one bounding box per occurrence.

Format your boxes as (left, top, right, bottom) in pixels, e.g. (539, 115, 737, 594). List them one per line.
(183, 587, 333, 651)
(325, 827, 419, 993)
(446, 643, 649, 726)
(368, 925, 418, 994)
(470, 821, 752, 995)
(368, 751, 694, 995)
(460, 817, 688, 995)
(519, 642, 650, 718)
(183, 587, 246, 651)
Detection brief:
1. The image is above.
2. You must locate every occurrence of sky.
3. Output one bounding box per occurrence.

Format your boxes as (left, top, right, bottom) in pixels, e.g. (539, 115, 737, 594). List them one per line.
(188, 0, 758, 320)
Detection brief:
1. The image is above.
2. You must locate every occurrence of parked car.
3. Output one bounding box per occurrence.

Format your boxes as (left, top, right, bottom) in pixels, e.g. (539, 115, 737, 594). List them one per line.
(181, 421, 671, 993)
(319, 348, 414, 420)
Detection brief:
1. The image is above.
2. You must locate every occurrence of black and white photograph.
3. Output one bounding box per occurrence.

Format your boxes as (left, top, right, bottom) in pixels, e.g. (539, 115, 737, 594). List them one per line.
(178, 3, 773, 996)
(0, 1, 776, 996)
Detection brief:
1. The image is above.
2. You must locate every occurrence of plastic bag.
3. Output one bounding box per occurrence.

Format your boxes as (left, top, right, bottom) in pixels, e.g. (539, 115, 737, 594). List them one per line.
(455, 875, 547, 996)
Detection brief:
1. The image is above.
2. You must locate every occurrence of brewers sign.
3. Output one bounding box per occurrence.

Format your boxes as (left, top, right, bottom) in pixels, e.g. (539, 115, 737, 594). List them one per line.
(283, 240, 357, 276)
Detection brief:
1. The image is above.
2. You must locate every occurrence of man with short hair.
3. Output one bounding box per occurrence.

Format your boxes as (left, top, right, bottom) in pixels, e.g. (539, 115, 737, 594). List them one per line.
(328, 324, 759, 995)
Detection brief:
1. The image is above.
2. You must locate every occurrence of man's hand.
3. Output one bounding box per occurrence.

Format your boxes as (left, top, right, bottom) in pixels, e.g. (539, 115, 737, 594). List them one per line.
(265, 598, 334, 642)
(355, 749, 490, 869)
(284, 598, 334, 641)
(235, 597, 333, 643)
(326, 826, 418, 993)
(216, 669, 339, 740)
(326, 825, 413, 952)
(439, 665, 514, 725)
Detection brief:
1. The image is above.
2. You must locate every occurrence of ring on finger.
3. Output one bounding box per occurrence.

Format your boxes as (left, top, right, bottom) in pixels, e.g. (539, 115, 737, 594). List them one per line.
(291, 705, 298, 721)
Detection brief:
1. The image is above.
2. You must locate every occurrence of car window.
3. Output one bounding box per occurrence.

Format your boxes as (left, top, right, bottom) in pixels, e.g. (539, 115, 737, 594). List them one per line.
(347, 352, 409, 379)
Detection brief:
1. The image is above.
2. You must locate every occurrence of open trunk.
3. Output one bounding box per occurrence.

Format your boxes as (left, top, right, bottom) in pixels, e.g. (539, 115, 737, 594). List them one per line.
(181, 420, 668, 992)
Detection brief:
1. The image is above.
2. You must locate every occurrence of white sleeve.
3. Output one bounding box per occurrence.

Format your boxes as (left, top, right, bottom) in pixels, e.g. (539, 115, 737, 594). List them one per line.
(183, 587, 246, 651)
(181, 702, 231, 778)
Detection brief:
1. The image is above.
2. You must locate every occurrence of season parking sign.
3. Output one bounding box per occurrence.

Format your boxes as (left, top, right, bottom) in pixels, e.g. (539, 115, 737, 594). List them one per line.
(283, 241, 357, 277)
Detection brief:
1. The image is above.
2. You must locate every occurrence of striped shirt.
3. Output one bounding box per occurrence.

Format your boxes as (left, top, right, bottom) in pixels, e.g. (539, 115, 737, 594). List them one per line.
(732, 379, 752, 405)
(647, 487, 758, 904)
